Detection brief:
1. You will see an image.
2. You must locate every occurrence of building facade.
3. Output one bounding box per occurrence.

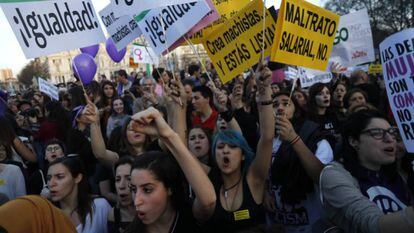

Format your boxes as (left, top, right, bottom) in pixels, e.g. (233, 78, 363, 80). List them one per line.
(39, 43, 210, 84)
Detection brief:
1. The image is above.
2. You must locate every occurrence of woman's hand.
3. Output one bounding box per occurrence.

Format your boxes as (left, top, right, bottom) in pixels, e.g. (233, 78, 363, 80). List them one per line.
(130, 107, 174, 139)
(83, 96, 100, 124)
(213, 89, 229, 113)
(230, 84, 243, 110)
(254, 64, 272, 102)
(164, 79, 186, 109)
(275, 115, 298, 142)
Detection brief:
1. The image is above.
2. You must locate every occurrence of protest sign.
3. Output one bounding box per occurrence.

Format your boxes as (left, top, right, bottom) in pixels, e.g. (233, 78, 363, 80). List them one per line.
(330, 9, 375, 67)
(0, 0, 43, 2)
(202, 0, 276, 84)
(270, 0, 339, 71)
(112, 0, 203, 18)
(38, 77, 59, 101)
(298, 67, 332, 88)
(132, 45, 159, 65)
(368, 64, 382, 74)
(1, 0, 106, 59)
(190, 0, 251, 44)
(99, 3, 142, 51)
(285, 66, 299, 81)
(343, 64, 369, 77)
(163, 0, 219, 53)
(136, 1, 211, 55)
(380, 29, 414, 153)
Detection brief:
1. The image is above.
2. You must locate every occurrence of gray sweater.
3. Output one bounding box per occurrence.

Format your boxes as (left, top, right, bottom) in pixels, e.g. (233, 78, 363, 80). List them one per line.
(320, 162, 384, 233)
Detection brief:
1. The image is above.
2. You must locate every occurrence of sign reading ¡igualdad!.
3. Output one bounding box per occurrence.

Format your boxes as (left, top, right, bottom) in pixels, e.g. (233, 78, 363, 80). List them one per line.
(136, 1, 211, 55)
(1, 0, 106, 59)
(271, 0, 339, 71)
(202, 0, 276, 84)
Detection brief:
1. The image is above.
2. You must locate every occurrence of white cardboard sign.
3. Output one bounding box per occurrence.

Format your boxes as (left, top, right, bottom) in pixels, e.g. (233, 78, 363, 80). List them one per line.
(136, 1, 211, 55)
(99, 3, 142, 51)
(299, 67, 332, 88)
(1, 0, 106, 59)
(38, 77, 59, 101)
(111, 0, 203, 17)
(380, 29, 414, 153)
(330, 9, 375, 67)
(132, 45, 159, 65)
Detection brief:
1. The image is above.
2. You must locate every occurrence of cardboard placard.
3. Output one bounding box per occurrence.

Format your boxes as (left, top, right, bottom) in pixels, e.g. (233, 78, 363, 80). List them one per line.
(270, 0, 339, 71)
(1, 0, 106, 59)
(202, 0, 276, 84)
(136, 1, 211, 55)
(190, 0, 251, 44)
(330, 9, 375, 67)
(99, 2, 142, 51)
(38, 77, 59, 101)
(380, 29, 414, 153)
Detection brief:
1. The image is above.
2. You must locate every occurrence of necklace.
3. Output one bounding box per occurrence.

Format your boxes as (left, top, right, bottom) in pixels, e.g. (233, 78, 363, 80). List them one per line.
(223, 176, 242, 198)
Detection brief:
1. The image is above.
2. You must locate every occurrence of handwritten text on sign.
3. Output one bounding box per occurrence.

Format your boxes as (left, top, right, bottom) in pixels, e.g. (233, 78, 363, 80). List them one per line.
(1, 0, 106, 59)
(271, 0, 339, 71)
(330, 9, 375, 67)
(38, 77, 59, 101)
(112, 0, 203, 18)
(202, 0, 276, 84)
(136, 1, 211, 55)
(380, 29, 414, 153)
(99, 2, 142, 51)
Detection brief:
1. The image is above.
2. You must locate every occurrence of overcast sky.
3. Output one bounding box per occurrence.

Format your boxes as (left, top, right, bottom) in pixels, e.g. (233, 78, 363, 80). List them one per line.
(0, 0, 322, 75)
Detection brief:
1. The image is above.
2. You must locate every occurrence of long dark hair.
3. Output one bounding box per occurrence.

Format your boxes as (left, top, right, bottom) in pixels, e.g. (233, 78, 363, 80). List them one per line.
(48, 157, 94, 228)
(340, 110, 398, 180)
(343, 88, 368, 109)
(188, 126, 214, 166)
(307, 82, 332, 118)
(118, 118, 151, 157)
(97, 80, 118, 109)
(271, 92, 328, 204)
(68, 86, 86, 110)
(110, 97, 126, 116)
(125, 151, 186, 232)
(0, 116, 16, 146)
(44, 101, 71, 138)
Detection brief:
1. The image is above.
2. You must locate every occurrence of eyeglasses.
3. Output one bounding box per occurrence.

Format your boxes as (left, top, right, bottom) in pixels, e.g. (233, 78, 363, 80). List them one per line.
(360, 127, 399, 140)
(46, 146, 62, 152)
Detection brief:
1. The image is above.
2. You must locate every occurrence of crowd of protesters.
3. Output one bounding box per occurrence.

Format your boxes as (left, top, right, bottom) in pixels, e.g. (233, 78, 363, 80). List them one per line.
(0, 60, 413, 233)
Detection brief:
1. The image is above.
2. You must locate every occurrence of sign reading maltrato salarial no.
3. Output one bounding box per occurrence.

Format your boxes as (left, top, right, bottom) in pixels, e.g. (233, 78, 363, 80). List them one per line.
(1, 0, 106, 59)
(380, 28, 414, 153)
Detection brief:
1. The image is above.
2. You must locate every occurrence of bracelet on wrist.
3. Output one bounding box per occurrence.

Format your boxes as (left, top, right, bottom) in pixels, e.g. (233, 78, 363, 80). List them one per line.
(289, 135, 300, 145)
(220, 110, 234, 122)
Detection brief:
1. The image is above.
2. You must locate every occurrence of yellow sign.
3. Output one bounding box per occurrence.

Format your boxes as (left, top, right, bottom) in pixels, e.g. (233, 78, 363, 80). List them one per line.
(202, 0, 276, 84)
(233, 209, 250, 221)
(368, 64, 382, 74)
(190, 0, 251, 44)
(271, 0, 339, 71)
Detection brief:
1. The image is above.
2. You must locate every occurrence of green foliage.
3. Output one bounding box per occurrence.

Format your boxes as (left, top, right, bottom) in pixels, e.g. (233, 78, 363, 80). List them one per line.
(325, 0, 414, 46)
(17, 59, 50, 86)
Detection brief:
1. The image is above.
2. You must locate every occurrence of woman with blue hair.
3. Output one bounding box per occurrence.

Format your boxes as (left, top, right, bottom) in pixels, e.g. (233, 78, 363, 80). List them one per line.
(202, 66, 275, 232)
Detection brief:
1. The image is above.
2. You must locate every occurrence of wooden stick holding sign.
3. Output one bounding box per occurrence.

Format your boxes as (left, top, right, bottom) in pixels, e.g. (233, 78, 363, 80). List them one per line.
(261, 0, 267, 62)
(159, 16, 183, 107)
